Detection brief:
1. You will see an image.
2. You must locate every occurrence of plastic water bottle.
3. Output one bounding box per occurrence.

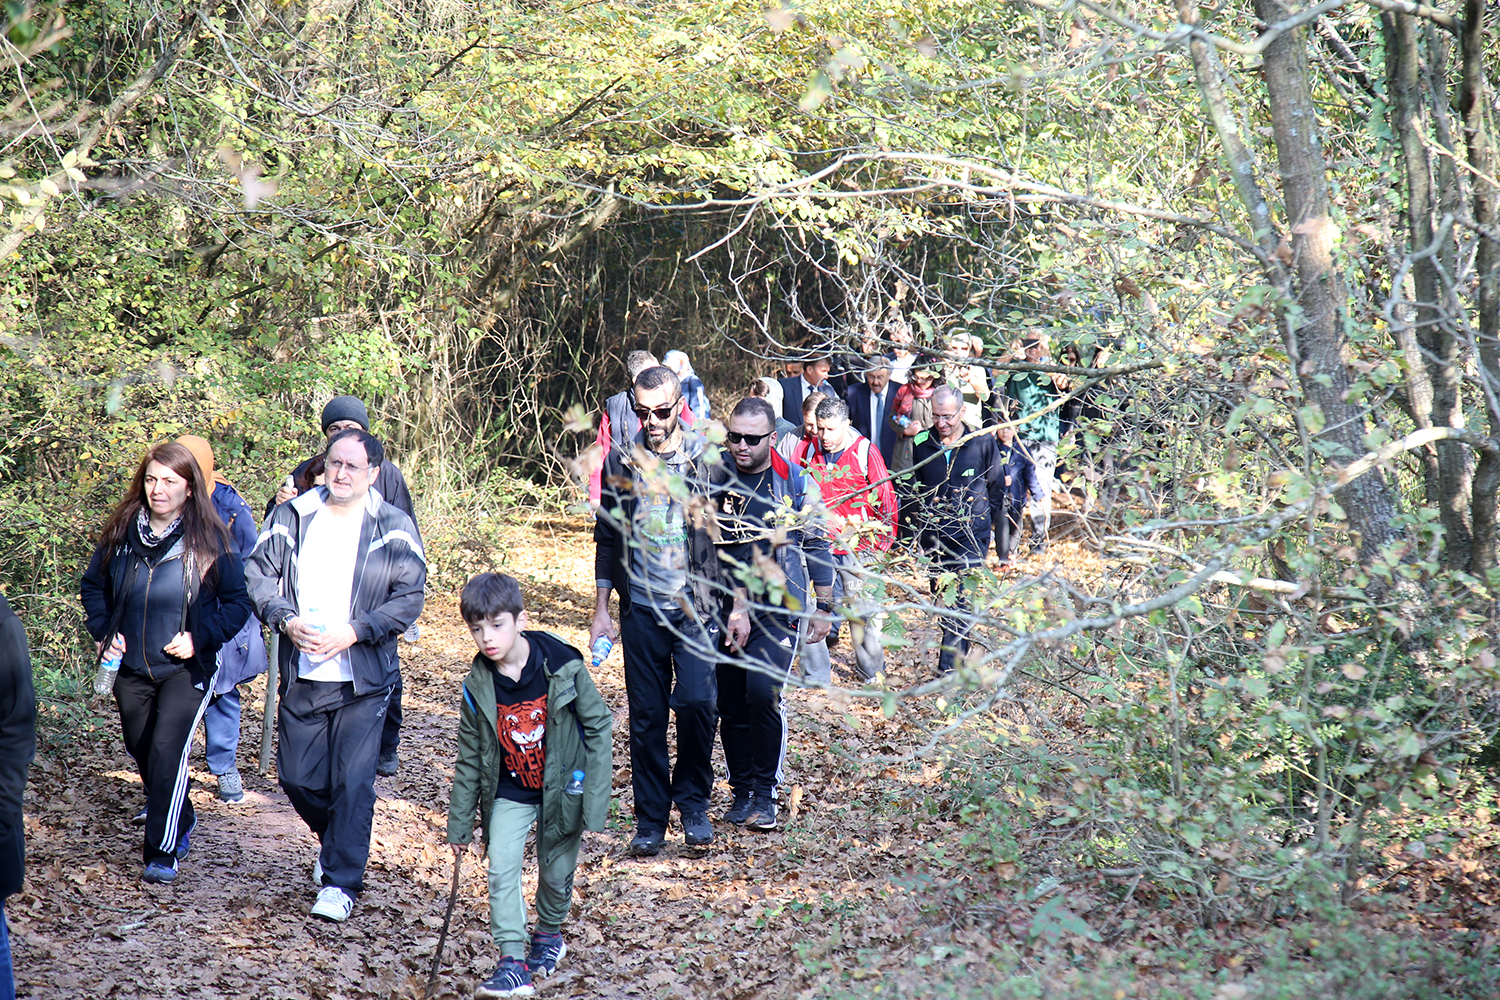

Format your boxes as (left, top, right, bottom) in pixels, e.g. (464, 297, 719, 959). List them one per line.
(93, 651, 121, 696)
(565, 770, 585, 796)
(304, 607, 329, 662)
(894, 414, 912, 428)
(590, 636, 612, 668)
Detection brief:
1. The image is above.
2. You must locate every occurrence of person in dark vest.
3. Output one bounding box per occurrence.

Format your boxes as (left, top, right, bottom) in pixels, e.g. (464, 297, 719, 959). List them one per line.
(0, 593, 36, 997)
(268, 396, 419, 777)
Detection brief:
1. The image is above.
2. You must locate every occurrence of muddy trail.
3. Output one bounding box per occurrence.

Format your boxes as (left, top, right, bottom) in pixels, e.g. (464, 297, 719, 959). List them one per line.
(17, 516, 1053, 999)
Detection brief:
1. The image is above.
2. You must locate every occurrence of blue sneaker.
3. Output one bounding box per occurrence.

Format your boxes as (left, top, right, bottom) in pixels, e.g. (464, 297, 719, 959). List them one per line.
(526, 931, 567, 977)
(143, 859, 178, 884)
(175, 815, 197, 860)
(475, 957, 533, 997)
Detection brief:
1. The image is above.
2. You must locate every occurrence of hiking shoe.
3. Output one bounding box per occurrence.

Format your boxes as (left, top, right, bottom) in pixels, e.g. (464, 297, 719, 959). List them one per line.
(475, 957, 534, 998)
(681, 812, 713, 847)
(1029, 539, 1048, 557)
(142, 859, 178, 884)
(744, 795, 778, 832)
(175, 815, 197, 859)
(526, 931, 567, 977)
(627, 828, 664, 857)
(310, 885, 354, 923)
(132, 805, 147, 825)
(723, 790, 754, 826)
(376, 750, 399, 777)
(217, 769, 245, 804)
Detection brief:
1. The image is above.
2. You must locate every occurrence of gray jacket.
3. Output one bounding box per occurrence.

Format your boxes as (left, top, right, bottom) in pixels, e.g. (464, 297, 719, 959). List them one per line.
(245, 487, 426, 695)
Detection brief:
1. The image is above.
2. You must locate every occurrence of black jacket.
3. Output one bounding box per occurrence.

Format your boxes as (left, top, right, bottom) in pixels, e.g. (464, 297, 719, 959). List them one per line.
(246, 486, 426, 695)
(0, 596, 35, 898)
(80, 526, 252, 687)
(911, 430, 1009, 563)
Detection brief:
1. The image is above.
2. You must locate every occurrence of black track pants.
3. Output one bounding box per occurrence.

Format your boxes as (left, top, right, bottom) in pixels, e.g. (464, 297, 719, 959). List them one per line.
(717, 622, 795, 799)
(115, 668, 214, 866)
(277, 679, 391, 894)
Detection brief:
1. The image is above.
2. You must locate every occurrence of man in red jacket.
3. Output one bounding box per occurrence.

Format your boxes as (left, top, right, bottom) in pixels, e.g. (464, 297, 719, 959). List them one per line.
(804, 397, 898, 681)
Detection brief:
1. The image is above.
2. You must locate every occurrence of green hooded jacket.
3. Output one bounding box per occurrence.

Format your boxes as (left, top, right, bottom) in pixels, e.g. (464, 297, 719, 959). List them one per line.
(446, 631, 613, 862)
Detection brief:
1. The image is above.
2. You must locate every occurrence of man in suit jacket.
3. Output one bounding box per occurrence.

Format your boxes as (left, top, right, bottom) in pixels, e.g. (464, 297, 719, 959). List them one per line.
(777, 356, 832, 425)
(845, 357, 898, 468)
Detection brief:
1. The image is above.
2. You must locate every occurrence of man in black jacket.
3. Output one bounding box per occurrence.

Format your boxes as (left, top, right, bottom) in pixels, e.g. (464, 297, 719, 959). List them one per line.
(247, 429, 426, 923)
(0, 595, 35, 998)
(267, 395, 418, 777)
(911, 386, 1009, 675)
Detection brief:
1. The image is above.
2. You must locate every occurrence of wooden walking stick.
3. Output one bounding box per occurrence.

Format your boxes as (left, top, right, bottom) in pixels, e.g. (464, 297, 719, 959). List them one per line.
(425, 849, 463, 998)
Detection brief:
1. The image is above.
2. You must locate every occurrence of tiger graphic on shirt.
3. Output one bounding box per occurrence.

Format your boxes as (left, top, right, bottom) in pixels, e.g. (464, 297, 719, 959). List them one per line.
(496, 695, 547, 789)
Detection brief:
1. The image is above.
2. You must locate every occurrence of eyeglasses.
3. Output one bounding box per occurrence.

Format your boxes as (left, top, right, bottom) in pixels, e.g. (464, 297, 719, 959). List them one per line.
(633, 398, 682, 421)
(726, 431, 769, 445)
(325, 459, 370, 475)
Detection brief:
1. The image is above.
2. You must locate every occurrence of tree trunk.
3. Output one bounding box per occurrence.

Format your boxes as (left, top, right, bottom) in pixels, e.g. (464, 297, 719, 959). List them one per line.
(1460, 0, 1500, 575)
(1382, 12, 1473, 567)
(1255, 0, 1407, 563)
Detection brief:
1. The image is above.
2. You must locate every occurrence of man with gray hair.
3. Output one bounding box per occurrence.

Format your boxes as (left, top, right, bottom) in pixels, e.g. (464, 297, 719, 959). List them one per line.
(590, 366, 725, 855)
(911, 385, 1009, 674)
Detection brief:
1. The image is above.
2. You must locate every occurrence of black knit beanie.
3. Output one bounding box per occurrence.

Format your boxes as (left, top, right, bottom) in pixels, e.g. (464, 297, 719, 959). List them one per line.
(321, 395, 370, 432)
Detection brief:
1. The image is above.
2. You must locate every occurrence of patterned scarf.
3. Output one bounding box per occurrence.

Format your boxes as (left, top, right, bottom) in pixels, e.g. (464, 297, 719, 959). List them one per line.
(135, 508, 183, 549)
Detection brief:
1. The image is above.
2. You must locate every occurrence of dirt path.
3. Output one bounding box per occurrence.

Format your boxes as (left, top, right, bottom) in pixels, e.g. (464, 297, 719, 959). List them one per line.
(18, 517, 1004, 999)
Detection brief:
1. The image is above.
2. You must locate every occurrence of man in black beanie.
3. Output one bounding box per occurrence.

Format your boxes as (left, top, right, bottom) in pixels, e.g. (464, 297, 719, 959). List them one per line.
(0, 595, 36, 996)
(269, 395, 421, 776)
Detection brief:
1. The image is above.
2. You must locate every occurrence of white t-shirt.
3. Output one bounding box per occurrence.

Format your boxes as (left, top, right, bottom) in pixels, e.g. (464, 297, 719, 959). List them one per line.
(296, 504, 364, 682)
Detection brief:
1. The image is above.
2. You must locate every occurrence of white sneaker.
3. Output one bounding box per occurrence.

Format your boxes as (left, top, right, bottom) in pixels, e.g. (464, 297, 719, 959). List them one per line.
(313, 858, 323, 887)
(310, 885, 353, 922)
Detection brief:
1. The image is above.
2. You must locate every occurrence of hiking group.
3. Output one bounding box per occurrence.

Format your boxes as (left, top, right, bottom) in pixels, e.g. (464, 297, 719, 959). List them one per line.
(71, 335, 1082, 998)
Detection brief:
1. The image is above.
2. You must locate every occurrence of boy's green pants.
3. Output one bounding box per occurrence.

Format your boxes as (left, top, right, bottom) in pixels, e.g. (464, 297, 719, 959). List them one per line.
(486, 797, 583, 957)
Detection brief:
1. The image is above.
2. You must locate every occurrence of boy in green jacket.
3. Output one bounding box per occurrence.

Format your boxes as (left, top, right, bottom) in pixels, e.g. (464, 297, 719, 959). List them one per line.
(447, 573, 613, 998)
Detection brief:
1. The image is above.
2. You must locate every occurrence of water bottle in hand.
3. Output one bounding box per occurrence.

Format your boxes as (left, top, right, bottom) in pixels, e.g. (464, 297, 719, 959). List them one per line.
(93, 650, 121, 696)
(304, 607, 330, 662)
(565, 770, 585, 796)
(590, 636, 613, 668)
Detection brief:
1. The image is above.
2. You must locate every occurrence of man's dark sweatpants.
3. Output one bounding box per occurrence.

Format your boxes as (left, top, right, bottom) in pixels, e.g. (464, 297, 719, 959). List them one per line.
(380, 671, 402, 759)
(718, 620, 795, 800)
(620, 604, 718, 832)
(277, 679, 391, 894)
(931, 557, 983, 674)
(116, 668, 214, 865)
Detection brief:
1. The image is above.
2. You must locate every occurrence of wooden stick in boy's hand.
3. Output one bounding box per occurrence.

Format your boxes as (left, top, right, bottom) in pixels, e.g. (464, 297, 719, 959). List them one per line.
(425, 849, 463, 999)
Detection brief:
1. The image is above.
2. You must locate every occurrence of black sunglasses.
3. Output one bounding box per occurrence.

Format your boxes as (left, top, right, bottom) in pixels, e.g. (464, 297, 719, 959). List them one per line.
(726, 431, 770, 445)
(633, 398, 682, 421)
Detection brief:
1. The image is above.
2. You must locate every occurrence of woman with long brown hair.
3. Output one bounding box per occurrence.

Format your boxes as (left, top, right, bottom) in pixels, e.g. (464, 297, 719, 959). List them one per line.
(80, 442, 252, 884)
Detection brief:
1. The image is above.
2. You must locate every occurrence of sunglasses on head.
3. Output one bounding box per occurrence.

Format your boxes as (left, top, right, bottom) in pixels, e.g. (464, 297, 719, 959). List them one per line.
(633, 399, 681, 421)
(726, 431, 769, 445)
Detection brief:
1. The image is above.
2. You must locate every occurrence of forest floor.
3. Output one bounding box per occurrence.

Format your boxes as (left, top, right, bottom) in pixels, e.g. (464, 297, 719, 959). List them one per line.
(15, 513, 1500, 999)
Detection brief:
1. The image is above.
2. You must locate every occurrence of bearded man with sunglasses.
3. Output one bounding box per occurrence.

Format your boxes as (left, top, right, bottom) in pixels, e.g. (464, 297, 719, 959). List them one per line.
(591, 366, 728, 855)
(708, 398, 833, 832)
